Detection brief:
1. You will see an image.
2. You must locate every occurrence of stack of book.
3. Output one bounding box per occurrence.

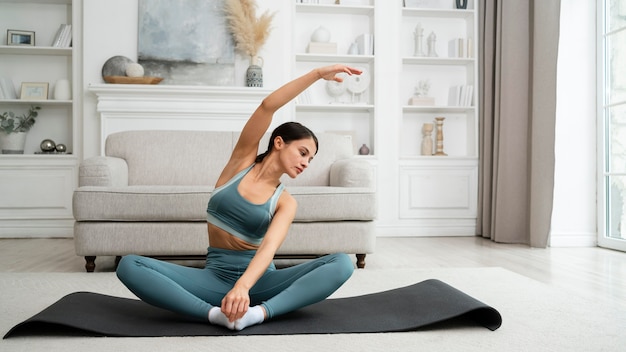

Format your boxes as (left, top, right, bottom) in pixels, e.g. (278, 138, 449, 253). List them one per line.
(356, 33, 374, 55)
(51, 24, 72, 47)
(0, 78, 17, 99)
(448, 37, 473, 58)
(448, 85, 474, 107)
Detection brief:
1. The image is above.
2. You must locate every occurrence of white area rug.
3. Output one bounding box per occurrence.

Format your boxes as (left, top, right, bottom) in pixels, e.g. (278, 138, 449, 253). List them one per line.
(1, 267, 624, 352)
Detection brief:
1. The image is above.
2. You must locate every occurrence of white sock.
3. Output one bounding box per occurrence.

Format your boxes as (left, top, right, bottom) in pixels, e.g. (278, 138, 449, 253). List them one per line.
(208, 307, 235, 330)
(234, 306, 265, 331)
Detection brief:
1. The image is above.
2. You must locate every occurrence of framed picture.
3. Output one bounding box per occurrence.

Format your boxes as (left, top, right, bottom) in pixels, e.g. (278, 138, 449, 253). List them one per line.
(20, 82, 49, 100)
(7, 30, 35, 46)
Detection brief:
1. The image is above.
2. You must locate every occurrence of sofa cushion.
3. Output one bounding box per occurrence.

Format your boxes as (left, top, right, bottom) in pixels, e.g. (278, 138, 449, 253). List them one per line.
(73, 186, 376, 222)
(105, 131, 235, 186)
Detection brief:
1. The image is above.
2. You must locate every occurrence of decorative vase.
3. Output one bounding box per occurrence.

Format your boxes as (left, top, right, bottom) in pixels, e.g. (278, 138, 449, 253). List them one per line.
(0, 132, 27, 154)
(246, 56, 263, 88)
(359, 144, 370, 155)
(434, 117, 447, 156)
(421, 123, 434, 155)
(311, 26, 331, 43)
(455, 0, 468, 9)
(53, 79, 71, 100)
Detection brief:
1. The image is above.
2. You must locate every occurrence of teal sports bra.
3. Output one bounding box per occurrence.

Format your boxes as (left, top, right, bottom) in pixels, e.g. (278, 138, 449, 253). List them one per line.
(206, 164, 285, 245)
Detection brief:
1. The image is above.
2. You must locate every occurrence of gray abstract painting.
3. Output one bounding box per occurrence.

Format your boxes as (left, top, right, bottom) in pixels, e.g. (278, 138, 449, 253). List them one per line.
(138, 0, 235, 85)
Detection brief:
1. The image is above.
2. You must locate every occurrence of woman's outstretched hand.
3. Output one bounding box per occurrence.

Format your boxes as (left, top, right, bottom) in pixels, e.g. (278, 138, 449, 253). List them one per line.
(316, 64, 362, 82)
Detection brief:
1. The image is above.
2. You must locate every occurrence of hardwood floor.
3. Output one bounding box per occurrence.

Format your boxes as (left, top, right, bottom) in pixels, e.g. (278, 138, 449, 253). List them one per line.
(1, 236, 625, 308)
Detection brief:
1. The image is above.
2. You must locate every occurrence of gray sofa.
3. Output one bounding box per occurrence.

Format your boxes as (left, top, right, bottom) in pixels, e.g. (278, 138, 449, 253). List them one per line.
(73, 130, 376, 272)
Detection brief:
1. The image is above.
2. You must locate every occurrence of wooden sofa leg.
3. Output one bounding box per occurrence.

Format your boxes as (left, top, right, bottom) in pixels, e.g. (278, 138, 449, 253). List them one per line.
(356, 254, 366, 269)
(84, 256, 96, 272)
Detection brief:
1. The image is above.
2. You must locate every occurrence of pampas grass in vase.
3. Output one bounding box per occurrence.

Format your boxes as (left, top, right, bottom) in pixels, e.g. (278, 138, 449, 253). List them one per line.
(224, 0, 275, 87)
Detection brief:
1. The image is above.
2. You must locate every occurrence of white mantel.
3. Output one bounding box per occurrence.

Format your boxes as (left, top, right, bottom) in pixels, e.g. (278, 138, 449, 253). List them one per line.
(88, 84, 272, 154)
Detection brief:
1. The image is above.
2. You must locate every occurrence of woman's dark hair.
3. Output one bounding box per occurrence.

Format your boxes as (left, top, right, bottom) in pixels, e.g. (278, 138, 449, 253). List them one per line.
(255, 122, 319, 163)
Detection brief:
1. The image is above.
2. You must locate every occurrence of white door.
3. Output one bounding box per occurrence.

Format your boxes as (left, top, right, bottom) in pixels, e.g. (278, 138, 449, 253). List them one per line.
(598, 0, 626, 251)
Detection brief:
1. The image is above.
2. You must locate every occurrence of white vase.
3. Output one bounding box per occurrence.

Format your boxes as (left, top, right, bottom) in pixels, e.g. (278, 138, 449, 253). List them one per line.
(246, 56, 264, 87)
(0, 132, 27, 154)
(53, 79, 71, 100)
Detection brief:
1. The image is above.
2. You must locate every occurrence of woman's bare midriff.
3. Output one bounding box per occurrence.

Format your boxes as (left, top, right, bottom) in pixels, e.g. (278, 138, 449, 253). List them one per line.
(207, 223, 259, 251)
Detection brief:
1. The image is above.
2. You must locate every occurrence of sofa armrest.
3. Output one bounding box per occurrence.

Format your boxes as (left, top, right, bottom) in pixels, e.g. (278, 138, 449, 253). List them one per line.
(78, 156, 129, 187)
(329, 158, 375, 188)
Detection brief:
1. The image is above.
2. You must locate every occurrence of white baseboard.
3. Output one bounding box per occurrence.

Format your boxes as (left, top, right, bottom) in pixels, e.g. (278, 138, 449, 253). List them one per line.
(549, 232, 597, 247)
(0, 219, 74, 238)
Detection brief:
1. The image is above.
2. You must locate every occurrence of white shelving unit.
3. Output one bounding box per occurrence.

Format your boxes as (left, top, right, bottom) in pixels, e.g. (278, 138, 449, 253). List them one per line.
(0, 0, 81, 237)
(397, 3, 479, 233)
(292, 0, 376, 156)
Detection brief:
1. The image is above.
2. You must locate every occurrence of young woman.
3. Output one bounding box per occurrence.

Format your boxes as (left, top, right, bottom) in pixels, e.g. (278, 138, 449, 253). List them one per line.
(116, 64, 363, 331)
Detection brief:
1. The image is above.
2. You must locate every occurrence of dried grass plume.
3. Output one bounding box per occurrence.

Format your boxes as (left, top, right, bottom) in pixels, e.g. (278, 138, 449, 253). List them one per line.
(224, 0, 275, 58)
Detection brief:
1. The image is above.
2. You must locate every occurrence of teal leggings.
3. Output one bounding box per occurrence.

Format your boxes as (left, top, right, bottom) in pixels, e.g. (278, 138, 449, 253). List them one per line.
(116, 247, 354, 321)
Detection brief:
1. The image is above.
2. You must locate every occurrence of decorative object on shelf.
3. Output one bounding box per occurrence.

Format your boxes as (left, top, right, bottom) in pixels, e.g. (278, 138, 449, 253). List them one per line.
(308, 26, 337, 54)
(434, 116, 447, 156)
(358, 143, 370, 155)
(427, 31, 438, 57)
(20, 82, 48, 100)
(409, 79, 435, 106)
(246, 56, 264, 87)
(55, 143, 67, 153)
(325, 73, 348, 103)
(7, 29, 35, 46)
(102, 56, 134, 77)
(0, 105, 40, 154)
(0, 77, 17, 99)
(40, 139, 56, 152)
(125, 63, 145, 78)
(53, 79, 71, 100)
(102, 55, 161, 85)
(421, 123, 434, 155)
(413, 23, 426, 57)
(224, 0, 275, 87)
(455, 0, 468, 9)
(311, 26, 331, 43)
(345, 67, 370, 104)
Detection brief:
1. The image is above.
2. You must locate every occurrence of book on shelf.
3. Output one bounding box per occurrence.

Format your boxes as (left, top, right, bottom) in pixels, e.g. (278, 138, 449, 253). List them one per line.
(51, 24, 72, 47)
(448, 85, 474, 107)
(0, 78, 17, 99)
(448, 37, 473, 58)
(355, 33, 374, 55)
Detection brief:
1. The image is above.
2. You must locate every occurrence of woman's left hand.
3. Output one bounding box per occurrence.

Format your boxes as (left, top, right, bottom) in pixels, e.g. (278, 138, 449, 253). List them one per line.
(316, 64, 362, 82)
(221, 284, 251, 322)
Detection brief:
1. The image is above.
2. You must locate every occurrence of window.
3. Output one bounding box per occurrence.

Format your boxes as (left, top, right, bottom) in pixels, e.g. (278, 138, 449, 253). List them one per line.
(598, 0, 626, 251)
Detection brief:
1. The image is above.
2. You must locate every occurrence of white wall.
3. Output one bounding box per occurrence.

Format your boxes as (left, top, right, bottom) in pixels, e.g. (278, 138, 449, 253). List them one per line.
(550, 0, 597, 247)
(81, 0, 289, 159)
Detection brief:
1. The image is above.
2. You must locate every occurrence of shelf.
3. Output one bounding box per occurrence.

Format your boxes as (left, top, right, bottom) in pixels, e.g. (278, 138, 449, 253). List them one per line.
(0, 153, 77, 162)
(296, 53, 374, 63)
(0, 0, 71, 4)
(296, 104, 374, 113)
(402, 8, 475, 19)
(296, 3, 374, 16)
(0, 45, 72, 56)
(399, 156, 478, 163)
(0, 99, 72, 105)
(402, 57, 474, 65)
(403, 105, 474, 113)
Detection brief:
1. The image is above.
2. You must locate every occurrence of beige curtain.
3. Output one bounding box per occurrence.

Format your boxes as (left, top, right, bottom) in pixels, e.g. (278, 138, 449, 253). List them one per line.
(477, 0, 561, 247)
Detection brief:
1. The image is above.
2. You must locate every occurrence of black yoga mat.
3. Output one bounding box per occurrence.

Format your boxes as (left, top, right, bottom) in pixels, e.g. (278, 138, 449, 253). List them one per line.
(4, 279, 501, 338)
